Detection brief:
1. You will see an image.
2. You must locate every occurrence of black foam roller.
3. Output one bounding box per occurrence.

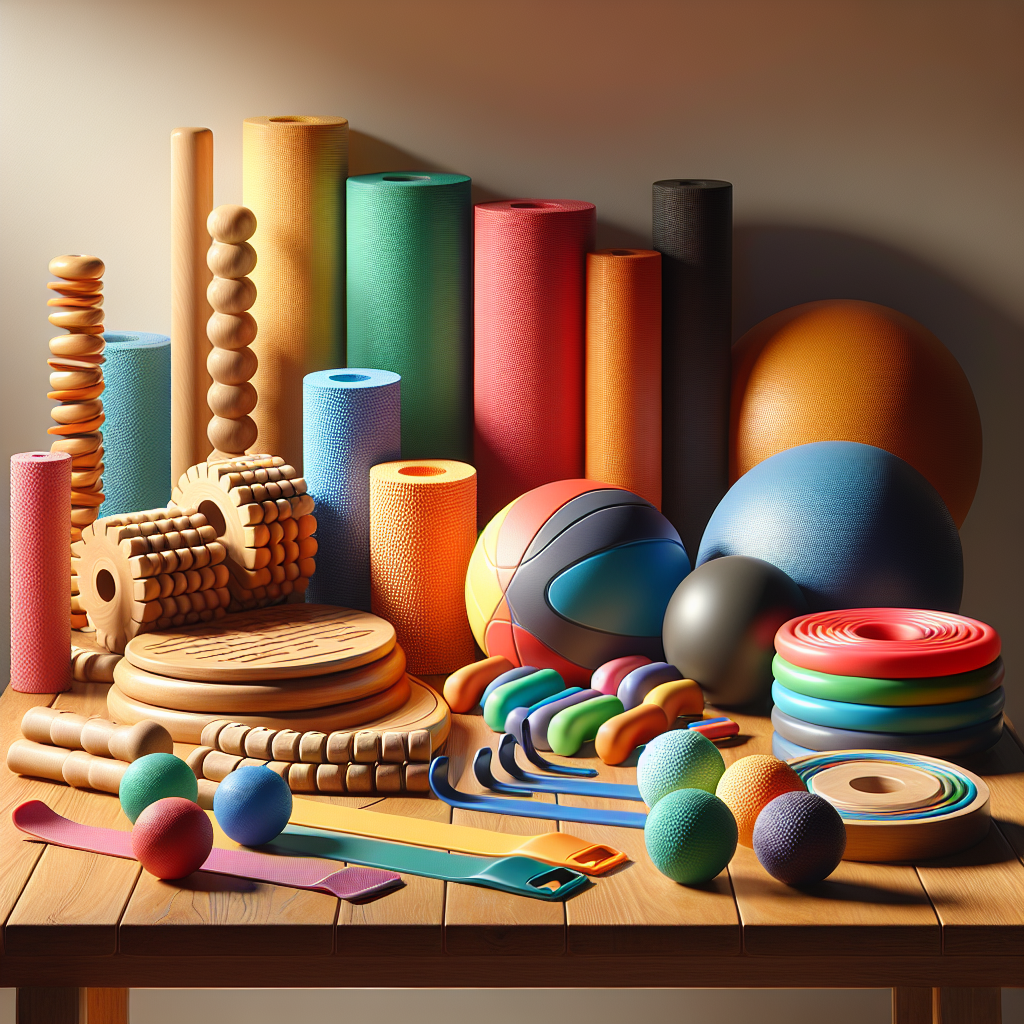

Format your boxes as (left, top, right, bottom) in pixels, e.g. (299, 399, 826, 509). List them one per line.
(652, 179, 732, 558)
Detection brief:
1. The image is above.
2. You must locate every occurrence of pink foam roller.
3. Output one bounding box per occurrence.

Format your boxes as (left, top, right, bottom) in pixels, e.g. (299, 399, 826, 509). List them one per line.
(591, 655, 651, 695)
(11, 451, 71, 692)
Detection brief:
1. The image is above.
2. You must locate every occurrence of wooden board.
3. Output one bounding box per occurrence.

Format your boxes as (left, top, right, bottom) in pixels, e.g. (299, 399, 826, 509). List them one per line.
(111, 643, 406, 712)
(106, 675, 451, 748)
(124, 604, 395, 681)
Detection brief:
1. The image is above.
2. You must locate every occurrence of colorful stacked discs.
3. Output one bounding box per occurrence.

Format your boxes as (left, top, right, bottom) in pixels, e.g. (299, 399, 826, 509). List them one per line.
(771, 609, 1004, 758)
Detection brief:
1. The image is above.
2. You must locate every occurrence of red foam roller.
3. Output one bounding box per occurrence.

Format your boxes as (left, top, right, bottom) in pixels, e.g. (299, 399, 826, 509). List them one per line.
(473, 199, 596, 524)
(10, 451, 71, 692)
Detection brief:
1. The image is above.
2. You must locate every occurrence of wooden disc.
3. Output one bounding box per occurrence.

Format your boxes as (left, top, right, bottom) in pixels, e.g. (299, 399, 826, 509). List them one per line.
(106, 674, 450, 747)
(124, 604, 396, 681)
(112, 643, 406, 712)
(813, 762, 942, 812)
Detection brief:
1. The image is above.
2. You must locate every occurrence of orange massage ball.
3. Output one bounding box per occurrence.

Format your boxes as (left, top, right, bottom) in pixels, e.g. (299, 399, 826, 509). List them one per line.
(730, 300, 982, 527)
(715, 754, 806, 847)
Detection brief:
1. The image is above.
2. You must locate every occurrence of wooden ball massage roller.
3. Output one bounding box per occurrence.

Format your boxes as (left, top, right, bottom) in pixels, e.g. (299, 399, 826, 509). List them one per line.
(72, 505, 232, 653)
(46, 254, 106, 629)
(205, 205, 260, 461)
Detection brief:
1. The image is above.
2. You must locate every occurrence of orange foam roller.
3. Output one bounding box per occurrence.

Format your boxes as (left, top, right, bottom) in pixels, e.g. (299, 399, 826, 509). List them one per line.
(369, 460, 476, 675)
(243, 115, 348, 472)
(11, 452, 72, 692)
(585, 249, 661, 508)
(731, 300, 982, 527)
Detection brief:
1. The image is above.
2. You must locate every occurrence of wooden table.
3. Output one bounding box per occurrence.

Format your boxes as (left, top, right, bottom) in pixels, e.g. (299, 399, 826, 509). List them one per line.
(1, 680, 1021, 1024)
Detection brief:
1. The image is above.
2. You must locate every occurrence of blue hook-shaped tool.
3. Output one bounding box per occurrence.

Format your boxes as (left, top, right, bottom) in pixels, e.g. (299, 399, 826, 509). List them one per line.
(519, 718, 599, 777)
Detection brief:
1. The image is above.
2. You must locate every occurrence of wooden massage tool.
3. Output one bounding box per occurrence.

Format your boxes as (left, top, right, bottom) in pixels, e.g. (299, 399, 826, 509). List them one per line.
(46, 254, 106, 629)
(72, 506, 231, 653)
(787, 749, 991, 862)
(20, 706, 172, 761)
(205, 205, 260, 461)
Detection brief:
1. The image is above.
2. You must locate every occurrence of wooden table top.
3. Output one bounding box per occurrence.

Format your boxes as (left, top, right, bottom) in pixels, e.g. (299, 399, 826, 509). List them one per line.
(1, 678, 1022, 991)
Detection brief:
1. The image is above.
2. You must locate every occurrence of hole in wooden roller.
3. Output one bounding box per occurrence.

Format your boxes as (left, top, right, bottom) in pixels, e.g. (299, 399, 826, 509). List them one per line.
(198, 500, 227, 538)
(398, 466, 445, 477)
(849, 775, 905, 794)
(96, 569, 116, 603)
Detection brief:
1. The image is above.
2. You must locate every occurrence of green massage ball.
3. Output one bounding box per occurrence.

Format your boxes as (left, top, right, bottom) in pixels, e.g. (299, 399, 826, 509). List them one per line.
(636, 728, 726, 808)
(119, 752, 198, 824)
(644, 788, 738, 885)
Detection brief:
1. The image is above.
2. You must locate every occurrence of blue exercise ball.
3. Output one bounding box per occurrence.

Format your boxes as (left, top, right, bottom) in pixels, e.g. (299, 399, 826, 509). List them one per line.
(696, 441, 962, 611)
(213, 766, 293, 846)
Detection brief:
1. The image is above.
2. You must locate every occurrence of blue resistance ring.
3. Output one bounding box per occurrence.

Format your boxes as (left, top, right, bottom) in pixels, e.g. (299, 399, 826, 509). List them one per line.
(771, 680, 1004, 734)
(772, 732, 816, 761)
(771, 654, 1004, 707)
(771, 706, 1004, 758)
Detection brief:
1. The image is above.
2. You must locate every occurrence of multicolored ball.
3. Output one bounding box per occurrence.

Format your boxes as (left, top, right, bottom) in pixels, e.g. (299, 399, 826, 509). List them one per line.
(752, 790, 846, 884)
(131, 797, 213, 880)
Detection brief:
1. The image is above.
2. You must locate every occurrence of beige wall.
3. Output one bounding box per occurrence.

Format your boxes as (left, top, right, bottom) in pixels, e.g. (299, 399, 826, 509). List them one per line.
(1, 1, 1021, 1018)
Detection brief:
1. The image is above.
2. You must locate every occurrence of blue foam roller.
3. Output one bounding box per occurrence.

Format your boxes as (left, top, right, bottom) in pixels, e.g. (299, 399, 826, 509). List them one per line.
(697, 441, 963, 611)
(303, 368, 401, 609)
(98, 332, 171, 516)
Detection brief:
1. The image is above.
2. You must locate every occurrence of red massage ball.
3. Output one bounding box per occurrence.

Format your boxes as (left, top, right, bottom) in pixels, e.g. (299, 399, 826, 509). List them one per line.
(131, 797, 214, 880)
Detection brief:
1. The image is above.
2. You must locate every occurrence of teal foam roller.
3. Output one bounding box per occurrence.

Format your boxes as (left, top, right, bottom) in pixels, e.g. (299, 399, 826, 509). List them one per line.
(98, 332, 171, 516)
(346, 172, 472, 460)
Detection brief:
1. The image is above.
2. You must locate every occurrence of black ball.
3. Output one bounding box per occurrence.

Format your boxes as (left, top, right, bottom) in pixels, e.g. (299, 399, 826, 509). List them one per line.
(753, 791, 847, 885)
(662, 555, 806, 708)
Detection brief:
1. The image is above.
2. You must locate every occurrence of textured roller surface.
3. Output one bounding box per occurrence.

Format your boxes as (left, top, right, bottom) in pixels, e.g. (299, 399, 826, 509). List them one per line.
(474, 199, 595, 524)
(585, 249, 662, 507)
(370, 460, 476, 674)
(715, 754, 806, 846)
(652, 179, 732, 558)
(243, 115, 348, 471)
(10, 452, 72, 692)
(752, 790, 846, 884)
(636, 728, 725, 808)
(731, 300, 982, 527)
(303, 368, 400, 609)
(347, 173, 471, 459)
(99, 333, 171, 516)
(697, 441, 963, 612)
(644, 788, 737, 884)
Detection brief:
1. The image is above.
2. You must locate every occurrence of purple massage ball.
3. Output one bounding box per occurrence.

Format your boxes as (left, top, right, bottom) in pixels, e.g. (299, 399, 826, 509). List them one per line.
(752, 790, 846, 885)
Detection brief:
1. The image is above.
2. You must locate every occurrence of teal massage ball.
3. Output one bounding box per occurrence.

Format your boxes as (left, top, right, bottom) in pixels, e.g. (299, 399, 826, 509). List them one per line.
(636, 728, 726, 807)
(644, 788, 738, 884)
(119, 752, 198, 824)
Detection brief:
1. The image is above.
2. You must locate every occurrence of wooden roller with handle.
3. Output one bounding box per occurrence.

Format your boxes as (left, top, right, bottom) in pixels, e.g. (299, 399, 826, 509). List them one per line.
(20, 707, 172, 762)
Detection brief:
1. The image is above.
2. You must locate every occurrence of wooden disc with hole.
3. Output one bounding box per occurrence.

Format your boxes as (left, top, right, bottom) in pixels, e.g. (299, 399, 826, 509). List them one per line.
(112, 643, 406, 712)
(124, 604, 396, 681)
(812, 762, 943, 812)
(106, 674, 450, 746)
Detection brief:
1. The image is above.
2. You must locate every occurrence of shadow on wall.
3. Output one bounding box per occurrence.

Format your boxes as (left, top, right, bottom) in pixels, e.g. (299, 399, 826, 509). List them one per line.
(733, 223, 1023, 719)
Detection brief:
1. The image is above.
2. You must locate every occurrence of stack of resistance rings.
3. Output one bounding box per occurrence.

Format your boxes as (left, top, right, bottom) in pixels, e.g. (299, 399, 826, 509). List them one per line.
(786, 750, 990, 861)
(770, 609, 1004, 760)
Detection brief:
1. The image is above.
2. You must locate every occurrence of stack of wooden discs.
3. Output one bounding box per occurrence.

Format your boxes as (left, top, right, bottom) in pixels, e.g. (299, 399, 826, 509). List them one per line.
(106, 604, 451, 788)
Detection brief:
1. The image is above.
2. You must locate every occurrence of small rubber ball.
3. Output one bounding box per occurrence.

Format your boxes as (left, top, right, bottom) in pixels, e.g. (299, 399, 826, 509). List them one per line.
(637, 728, 726, 808)
(119, 752, 198, 824)
(213, 765, 293, 846)
(644, 788, 738, 885)
(715, 754, 806, 847)
(753, 790, 847, 885)
(131, 797, 213, 880)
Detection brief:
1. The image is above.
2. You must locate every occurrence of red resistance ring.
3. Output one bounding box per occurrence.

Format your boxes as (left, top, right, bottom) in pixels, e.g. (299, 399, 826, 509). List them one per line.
(775, 608, 1001, 679)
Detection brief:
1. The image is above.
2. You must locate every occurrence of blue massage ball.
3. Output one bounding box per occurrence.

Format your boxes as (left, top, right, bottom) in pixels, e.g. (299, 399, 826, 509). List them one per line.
(213, 766, 293, 846)
(752, 790, 847, 885)
(696, 441, 962, 611)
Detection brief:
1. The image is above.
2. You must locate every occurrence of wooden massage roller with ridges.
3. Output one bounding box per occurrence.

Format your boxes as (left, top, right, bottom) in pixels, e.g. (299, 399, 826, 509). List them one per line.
(46, 254, 107, 629)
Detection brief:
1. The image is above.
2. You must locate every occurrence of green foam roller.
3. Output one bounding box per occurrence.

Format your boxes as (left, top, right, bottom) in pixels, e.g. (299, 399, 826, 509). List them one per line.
(118, 752, 198, 824)
(346, 171, 472, 460)
(547, 694, 625, 756)
(484, 669, 565, 732)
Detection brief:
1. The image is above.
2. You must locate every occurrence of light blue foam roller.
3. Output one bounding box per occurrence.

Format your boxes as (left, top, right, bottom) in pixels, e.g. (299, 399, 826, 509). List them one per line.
(98, 332, 171, 517)
(303, 369, 401, 609)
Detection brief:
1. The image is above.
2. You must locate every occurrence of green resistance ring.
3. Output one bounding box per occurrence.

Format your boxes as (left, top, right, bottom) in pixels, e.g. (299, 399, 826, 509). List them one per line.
(772, 655, 1004, 707)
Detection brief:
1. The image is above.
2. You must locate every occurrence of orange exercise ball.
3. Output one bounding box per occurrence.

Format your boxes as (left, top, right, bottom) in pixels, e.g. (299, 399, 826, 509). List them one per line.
(730, 300, 982, 527)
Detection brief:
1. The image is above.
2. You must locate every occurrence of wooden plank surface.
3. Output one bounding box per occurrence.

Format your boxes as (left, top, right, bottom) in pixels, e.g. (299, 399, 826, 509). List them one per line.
(965, 725, 1024, 866)
(442, 712, 565, 956)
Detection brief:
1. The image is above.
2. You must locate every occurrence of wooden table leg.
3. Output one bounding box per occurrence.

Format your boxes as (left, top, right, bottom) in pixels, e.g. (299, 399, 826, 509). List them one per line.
(16, 987, 84, 1024)
(893, 987, 934, 1023)
(87, 988, 130, 1024)
(935, 988, 1002, 1023)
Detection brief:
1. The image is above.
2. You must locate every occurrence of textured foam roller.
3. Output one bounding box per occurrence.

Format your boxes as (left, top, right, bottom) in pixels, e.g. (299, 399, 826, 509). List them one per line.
(347, 172, 471, 460)
(98, 333, 171, 517)
(652, 179, 732, 557)
(585, 249, 662, 507)
(243, 115, 348, 471)
(474, 199, 596, 524)
(303, 368, 401, 609)
(369, 460, 476, 674)
(11, 452, 72, 692)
